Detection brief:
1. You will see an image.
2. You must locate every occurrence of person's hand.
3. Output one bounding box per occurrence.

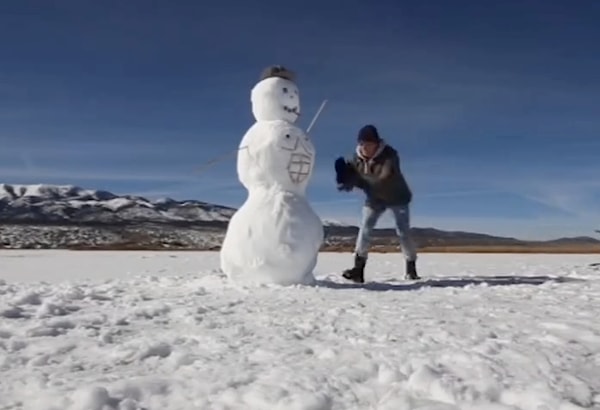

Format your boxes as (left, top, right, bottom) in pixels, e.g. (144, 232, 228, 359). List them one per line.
(334, 157, 348, 184)
(337, 183, 353, 192)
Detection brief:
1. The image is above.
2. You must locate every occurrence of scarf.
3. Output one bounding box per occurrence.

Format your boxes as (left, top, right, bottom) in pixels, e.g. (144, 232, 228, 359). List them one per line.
(355, 140, 387, 174)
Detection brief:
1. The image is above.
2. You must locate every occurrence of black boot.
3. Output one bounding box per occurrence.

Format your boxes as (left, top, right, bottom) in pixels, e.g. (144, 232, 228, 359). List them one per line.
(405, 260, 420, 280)
(342, 254, 366, 283)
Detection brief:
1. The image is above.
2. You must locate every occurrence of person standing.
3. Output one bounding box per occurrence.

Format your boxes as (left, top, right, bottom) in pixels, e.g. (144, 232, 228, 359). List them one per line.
(335, 124, 420, 282)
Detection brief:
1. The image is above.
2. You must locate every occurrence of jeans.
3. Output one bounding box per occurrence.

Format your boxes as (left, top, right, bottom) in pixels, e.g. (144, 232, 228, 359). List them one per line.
(355, 204, 417, 261)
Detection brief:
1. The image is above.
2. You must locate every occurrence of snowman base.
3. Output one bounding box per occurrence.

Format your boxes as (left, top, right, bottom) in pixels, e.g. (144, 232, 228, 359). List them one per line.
(220, 187, 323, 287)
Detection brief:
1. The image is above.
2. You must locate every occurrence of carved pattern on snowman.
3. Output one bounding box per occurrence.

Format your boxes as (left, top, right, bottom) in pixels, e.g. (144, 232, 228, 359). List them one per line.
(220, 66, 324, 286)
(237, 120, 315, 193)
(280, 132, 314, 185)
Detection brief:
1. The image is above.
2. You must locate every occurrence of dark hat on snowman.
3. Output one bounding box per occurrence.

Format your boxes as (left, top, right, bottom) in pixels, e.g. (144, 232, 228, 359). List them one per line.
(259, 65, 296, 82)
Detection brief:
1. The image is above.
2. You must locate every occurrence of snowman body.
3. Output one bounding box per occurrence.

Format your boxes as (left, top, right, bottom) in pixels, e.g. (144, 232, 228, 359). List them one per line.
(220, 74, 324, 286)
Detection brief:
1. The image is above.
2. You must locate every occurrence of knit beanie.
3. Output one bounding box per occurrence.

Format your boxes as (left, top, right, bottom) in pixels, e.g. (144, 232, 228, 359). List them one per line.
(357, 124, 381, 143)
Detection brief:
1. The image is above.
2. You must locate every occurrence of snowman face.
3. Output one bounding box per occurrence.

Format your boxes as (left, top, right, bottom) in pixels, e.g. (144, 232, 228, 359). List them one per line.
(238, 120, 315, 192)
(251, 77, 300, 123)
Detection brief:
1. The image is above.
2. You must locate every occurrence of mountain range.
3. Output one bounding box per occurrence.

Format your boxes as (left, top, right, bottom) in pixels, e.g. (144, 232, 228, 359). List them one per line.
(0, 183, 235, 226)
(1, 183, 599, 251)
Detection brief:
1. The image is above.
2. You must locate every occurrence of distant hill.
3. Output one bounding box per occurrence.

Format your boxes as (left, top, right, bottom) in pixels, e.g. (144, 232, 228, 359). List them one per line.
(1, 183, 599, 252)
(0, 183, 235, 226)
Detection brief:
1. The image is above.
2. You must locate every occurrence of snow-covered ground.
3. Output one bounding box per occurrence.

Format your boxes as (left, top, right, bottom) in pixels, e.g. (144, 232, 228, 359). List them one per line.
(1, 251, 599, 410)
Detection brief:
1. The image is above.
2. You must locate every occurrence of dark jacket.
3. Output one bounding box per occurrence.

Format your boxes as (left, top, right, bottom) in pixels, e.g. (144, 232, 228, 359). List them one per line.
(347, 142, 412, 209)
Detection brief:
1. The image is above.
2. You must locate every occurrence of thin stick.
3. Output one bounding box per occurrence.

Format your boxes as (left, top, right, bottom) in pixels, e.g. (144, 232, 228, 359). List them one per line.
(193, 150, 241, 174)
(306, 99, 328, 133)
(194, 99, 328, 175)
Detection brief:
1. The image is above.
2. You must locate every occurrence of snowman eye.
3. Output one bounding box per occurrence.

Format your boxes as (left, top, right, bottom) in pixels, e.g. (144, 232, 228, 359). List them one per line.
(282, 87, 288, 93)
(280, 133, 298, 150)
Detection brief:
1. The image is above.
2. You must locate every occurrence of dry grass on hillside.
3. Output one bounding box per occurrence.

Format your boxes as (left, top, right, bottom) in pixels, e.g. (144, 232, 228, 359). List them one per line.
(418, 245, 600, 254)
(322, 244, 600, 254)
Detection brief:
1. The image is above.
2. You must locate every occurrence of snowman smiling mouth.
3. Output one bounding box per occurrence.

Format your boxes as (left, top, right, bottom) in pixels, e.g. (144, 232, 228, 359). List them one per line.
(284, 105, 300, 116)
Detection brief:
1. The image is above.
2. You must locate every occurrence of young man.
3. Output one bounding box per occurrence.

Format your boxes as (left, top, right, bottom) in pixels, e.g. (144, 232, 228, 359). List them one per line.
(335, 124, 420, 282)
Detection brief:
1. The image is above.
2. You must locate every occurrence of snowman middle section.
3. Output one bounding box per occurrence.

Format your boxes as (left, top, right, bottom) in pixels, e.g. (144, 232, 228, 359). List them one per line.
(220, 119, 324, 286)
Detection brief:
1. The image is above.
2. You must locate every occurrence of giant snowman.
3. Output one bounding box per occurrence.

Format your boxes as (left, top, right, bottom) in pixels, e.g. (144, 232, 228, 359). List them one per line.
(220, 66, 324, 286)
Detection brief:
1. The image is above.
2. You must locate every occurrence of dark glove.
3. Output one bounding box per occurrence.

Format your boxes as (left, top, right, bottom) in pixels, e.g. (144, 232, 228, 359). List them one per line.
(334, 157, 348, 184)
(334, 157, 354, 191)
(337, 183, 353, 192)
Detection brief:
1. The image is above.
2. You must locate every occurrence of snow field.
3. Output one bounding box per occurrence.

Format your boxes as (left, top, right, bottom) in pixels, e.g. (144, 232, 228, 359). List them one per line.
(0, 251, 599, 410)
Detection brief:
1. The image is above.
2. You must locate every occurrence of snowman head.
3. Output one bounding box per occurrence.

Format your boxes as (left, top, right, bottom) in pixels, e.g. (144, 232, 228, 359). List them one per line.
(251, 77, 300, 123)
(238, 120, 315, 193)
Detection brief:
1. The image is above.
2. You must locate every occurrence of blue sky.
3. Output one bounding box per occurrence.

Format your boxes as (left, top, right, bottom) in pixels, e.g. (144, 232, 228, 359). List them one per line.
(1, 0, 599, 240)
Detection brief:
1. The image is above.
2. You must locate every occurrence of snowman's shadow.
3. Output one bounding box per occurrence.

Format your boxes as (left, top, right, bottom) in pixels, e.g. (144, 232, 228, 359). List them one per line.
(316, 274, 583, 291)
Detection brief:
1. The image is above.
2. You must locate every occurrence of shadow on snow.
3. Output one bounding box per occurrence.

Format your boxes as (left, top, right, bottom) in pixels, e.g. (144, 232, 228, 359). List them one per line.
(316, 275, 585, 291)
